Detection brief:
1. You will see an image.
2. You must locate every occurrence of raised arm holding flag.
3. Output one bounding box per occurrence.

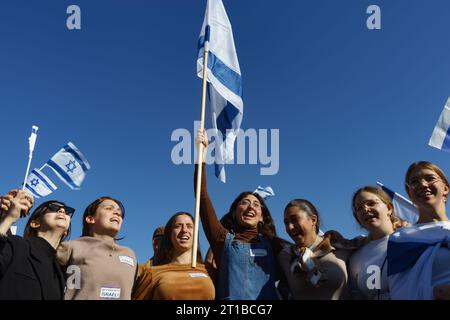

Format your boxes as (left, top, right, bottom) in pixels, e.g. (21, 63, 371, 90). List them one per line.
(192, 0, 244, 267)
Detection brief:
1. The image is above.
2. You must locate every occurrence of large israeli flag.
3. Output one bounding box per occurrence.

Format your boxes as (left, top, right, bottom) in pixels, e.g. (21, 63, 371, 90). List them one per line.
(25, 168, 57, 198)
(376, 181, 419, 225)
(197, 0, 243, 182)
(429, 97, 450, 152)
(46, 142, 90, 190)
(387, 222, 450, 299)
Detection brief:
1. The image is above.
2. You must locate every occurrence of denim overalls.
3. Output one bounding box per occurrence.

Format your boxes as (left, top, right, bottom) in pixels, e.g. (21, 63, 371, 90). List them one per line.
(217, 232, 278, 300)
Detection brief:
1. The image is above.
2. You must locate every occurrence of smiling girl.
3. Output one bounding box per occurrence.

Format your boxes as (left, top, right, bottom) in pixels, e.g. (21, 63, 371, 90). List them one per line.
(0, 190, 71, 299)
(348, 186, 405, 300)
(132, 212, 215, 300)
(56, 196, 137, 300)
(195, 130, 283, 300)
(386, 161, 450, 299)
(278, 199, 352, 299)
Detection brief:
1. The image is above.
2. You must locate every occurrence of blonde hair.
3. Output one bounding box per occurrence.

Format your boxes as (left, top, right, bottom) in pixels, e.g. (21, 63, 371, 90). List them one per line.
(352, 186, 406, 231)
(405, 161, 450, 202)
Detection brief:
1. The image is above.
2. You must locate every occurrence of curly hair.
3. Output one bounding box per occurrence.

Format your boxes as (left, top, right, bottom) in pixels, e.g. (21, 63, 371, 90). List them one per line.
(220, 191, 278, 240)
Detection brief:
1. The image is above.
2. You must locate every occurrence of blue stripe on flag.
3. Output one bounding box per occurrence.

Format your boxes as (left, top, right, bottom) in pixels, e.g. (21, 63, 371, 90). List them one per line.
(387, 240, 437, 276)
(47, 160, 78, 189)
(216, 100, 239, 135)
(380, 185, 395, 199)
(64, 144, 89, 172)
(207, 82, 240, 135)
(26, 184, 42, 198)
(32, 170, 56, 192)
(207, 51, 242, 98)
(441, 126, 450, 151)
(198, 42, 242, 99)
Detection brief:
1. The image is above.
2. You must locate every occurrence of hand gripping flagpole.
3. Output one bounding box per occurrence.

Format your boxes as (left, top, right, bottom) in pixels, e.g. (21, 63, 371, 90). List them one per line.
(192, 46, 209, 268)
(22, 125, 39, 191)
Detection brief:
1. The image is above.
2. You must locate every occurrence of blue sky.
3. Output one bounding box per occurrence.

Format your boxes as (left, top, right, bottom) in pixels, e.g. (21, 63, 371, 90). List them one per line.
(2, 0, 450, 263)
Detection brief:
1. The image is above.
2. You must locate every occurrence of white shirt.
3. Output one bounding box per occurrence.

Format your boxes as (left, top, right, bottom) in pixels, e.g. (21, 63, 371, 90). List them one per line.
(349, 235, 390, 300)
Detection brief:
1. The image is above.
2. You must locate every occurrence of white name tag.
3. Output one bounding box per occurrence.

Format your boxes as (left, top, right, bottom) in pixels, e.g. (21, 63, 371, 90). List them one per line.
(189, 272, 208, 278)
(100, 287, 121, 299)
(250, 249, 267, 257)
(119, 255, 134, 267)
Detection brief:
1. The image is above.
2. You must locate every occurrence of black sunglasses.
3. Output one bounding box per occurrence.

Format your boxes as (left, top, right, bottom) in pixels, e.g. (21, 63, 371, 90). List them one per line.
(44, 203, 75, 217)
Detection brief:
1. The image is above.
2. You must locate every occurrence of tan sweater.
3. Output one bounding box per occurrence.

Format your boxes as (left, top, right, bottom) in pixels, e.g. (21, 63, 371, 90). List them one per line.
(56, 237, 137, 300)
(278, 235, 350, 300)
(132, 262, 215, 300)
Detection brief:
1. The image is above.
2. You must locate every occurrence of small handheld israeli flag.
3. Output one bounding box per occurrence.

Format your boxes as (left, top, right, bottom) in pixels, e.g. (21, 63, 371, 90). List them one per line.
(25, 168, 58, 198)
(429, 97, 450, 152)
(253, 186, 275, 200)
(45, 142, 90, 190)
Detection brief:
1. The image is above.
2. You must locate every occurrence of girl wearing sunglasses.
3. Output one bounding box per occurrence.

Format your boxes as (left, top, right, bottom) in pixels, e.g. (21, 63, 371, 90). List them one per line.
(0, 190, 72, 299)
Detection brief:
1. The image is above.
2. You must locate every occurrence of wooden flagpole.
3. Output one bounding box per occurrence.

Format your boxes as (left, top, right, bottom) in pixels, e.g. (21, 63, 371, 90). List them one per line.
(192, 49, 209, 268)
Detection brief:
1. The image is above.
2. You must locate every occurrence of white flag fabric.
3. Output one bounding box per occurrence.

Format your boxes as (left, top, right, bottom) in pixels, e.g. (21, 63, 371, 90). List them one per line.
(253, 186, 275, 200)
(387, 221, 450, 299)
(197, 0, 243, 183)
(429, 97, 450, 152)
(25, 168, 57, 198)
(46, 142, 90, 190)
(376, 182, 419, 224)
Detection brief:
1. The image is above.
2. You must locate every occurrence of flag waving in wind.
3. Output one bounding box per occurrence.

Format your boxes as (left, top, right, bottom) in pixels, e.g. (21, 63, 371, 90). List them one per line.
(197, 0, 243, 182)
(429, 97, 450, 152)
(45, 142, 90, 190)
(25, 168, 57, 198)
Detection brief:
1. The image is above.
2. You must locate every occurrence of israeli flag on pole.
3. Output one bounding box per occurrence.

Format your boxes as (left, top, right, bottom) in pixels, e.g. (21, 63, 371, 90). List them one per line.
(376, 181, 419, 225)
(25, 168, 57, 198)
(429, 97, 450, 152)
(197, 0, 243, 182)
(46, 142, 90, 190)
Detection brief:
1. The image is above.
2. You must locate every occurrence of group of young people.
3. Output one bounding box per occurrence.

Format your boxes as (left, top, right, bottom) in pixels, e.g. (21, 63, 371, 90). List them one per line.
(0, 130, 449, 300)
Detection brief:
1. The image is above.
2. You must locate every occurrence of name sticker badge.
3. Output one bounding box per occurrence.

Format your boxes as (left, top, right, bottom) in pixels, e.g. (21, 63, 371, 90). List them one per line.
(250, 249, 267, 257)
(189, 272, 208, 278)
(100, 287, 121, 299)
(119, 255, 134, 267)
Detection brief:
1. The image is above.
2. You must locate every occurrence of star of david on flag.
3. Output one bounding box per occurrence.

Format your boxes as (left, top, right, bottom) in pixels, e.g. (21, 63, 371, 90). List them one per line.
(45, 142, 91, 190)
(25, 168, 57, 198)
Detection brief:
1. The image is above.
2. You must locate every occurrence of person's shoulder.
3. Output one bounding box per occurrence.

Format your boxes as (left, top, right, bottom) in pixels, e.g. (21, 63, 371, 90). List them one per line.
(325, 230, 368, 251)
(60, 237, 85, 248)
(7, 234, 24, 242)
(58, 237, 91, 254)
(6, 234, 27, 248)
(116, 243, 136, 258)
